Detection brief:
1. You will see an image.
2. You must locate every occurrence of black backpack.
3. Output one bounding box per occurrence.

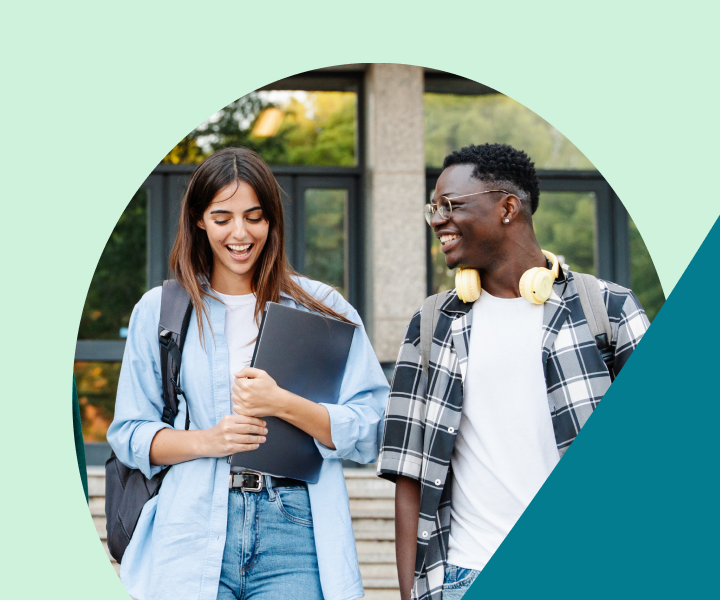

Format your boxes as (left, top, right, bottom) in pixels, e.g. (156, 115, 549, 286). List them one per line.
(105, 280, 193, 563)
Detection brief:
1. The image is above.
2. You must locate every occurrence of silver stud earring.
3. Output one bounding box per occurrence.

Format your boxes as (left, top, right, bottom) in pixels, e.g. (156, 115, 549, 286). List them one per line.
(503, 218, 510, 223)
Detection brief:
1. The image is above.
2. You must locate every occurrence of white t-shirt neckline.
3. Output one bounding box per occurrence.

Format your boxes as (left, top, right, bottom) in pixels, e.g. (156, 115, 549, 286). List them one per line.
(212, 288, 256, 306)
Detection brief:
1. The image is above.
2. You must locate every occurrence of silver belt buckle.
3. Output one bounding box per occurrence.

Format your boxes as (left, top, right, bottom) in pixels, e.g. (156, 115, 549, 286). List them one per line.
(238, 470, 264, 492)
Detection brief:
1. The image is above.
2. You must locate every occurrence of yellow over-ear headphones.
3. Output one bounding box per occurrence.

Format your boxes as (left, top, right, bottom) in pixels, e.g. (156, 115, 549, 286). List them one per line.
(455, 250, 560, 304)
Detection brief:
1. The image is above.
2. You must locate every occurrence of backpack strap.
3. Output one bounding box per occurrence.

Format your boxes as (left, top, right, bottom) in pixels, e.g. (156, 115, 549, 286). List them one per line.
(420, 290, 450, 379)
(574, 273, 611, 347)
(159, 280, 193, 429)
(574, 272, 615, 377)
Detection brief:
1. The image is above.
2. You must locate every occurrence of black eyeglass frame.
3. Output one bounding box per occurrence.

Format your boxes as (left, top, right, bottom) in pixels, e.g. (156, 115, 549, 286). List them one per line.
(424, 189, 521, 225)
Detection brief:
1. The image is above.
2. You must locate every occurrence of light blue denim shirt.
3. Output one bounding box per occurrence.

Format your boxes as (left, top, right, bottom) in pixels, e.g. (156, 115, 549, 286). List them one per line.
(107, 277, 389, 600)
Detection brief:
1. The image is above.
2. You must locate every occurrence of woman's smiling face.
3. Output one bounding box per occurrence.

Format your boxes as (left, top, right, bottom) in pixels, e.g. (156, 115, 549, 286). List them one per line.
(197, 179, 270, 295)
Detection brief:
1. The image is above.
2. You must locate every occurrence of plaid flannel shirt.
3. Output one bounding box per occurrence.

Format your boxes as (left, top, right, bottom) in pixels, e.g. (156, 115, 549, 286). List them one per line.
(377, 269, 649, 600)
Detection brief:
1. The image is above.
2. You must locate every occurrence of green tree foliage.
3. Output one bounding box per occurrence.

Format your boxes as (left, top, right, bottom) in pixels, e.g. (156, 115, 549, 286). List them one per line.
(425, 93, 595, 169)
(163, 92, 356, 166)
(305, 189, 348, 297)
(630, 219, 665, 321)
(534, 192, 596, 275)
(74, 361, 122, 442)
(79, 189, 147, 339)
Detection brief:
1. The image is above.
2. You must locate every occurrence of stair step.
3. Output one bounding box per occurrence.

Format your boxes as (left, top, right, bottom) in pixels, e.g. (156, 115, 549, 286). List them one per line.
(95, 516, 107, 540)
(362, 590, 401, 600)
(360, 563, 398, 580)
(345, 478, 395, 499)
(352, 519, 395, 541)
(363, 578, 402, 590)
(343, 468, 380, 478)
(356, 540, 396, 564)
(89, 497, 105, 516)
(88, 477, 105, 498)
(102, 541, 118, 565)
(350, 499, 395, 519)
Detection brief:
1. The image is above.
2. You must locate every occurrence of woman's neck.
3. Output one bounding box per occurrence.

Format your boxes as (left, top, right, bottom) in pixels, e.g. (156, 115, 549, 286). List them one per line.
(210, 268, 254, 296)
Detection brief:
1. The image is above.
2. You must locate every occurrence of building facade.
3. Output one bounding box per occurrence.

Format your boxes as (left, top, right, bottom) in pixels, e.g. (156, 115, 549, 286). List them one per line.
(74, 64, 662, 463)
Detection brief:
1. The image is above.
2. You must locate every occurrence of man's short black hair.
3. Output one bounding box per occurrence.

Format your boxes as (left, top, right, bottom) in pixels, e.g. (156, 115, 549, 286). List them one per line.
(442, 143, 540, 215)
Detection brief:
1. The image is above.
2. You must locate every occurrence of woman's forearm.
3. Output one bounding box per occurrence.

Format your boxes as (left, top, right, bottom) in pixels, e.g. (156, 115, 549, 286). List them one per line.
(149, 428, 209, 466)
(149, 413, 268, 466)
(273, 389, 336, 450)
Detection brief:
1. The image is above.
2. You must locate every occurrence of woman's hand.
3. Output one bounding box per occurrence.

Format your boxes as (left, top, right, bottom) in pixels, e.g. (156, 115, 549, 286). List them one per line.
(232, 367, 287, 418)
(232, 367, 335, 450)
(199, 413, 268, 458)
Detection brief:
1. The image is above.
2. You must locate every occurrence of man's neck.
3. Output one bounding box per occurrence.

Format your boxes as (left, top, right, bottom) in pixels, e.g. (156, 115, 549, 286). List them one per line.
(477, 240, 547, 298)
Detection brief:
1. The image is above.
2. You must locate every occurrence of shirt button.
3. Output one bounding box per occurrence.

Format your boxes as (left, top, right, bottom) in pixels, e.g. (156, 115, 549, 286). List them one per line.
(448, 427, 455, 434)
(422, 531, 429, 538)
(435, 479, 441, 485)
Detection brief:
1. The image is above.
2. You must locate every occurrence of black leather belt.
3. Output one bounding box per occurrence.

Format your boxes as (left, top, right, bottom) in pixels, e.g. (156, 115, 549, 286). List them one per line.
(229, 470, 305, 492)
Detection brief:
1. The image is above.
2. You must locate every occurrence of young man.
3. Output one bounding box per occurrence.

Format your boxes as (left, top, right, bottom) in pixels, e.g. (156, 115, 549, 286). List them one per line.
(377, 143, 649, 600)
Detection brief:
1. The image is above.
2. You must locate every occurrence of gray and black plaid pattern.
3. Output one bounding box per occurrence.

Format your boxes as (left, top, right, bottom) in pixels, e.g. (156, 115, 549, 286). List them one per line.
(377, 270, 649, 600)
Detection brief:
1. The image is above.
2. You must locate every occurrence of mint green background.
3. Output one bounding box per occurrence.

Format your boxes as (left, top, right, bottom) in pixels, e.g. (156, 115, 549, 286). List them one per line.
(0, 2, 716, 598)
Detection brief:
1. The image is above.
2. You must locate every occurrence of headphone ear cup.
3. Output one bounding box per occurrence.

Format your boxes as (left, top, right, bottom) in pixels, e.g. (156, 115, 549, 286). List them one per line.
(455, 269, 481, 303)
(519, 268, 540, 304)
(519, 267, 554, 304)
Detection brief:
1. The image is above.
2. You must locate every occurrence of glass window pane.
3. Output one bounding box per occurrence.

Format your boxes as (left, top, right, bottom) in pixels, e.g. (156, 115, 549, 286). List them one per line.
(424, 93, 594, 170)
(629, 217, 665, 321)
(78, 189, 147, 340)
(304, 188, 348, 298)
(165, 91, 358, 167)
(534, 191, 596, 275)
(74, 361, 121, 442)
(429, 233, 456, 295)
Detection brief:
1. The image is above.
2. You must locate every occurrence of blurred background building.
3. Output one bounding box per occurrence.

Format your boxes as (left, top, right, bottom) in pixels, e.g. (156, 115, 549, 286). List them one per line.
(75, 63, 664, 464)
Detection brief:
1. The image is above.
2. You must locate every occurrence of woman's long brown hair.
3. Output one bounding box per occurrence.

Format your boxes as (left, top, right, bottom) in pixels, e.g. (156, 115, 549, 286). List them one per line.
(169, 147, 355, 342)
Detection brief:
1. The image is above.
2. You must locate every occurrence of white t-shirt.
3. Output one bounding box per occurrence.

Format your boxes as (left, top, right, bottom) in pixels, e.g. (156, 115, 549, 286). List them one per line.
(446, 291, 560, 571)
(212, 289, 259, 395)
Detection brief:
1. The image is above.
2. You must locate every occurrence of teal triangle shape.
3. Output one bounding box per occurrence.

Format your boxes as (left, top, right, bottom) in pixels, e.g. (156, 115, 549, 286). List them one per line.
(465, 216, 719, 598)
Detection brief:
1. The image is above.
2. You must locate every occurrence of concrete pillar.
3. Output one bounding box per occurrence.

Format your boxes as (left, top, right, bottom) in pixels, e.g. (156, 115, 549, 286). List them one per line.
(364, 64, 427, 362)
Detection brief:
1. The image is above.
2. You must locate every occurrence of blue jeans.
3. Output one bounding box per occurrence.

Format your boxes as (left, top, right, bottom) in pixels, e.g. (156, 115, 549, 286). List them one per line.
(217, 480, 323, 600)
(442, 564, 480, 600)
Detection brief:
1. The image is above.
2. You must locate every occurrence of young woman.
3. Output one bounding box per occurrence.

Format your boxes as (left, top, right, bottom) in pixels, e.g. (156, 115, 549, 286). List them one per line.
(107, 147, 389, 600)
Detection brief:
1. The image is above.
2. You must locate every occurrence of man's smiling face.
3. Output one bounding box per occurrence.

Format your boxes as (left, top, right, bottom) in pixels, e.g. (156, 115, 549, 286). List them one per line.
(431, 164, 507, 271)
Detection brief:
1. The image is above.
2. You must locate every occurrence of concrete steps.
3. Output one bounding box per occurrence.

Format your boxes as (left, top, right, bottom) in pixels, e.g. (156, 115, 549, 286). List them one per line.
(88, 465, 399, 598)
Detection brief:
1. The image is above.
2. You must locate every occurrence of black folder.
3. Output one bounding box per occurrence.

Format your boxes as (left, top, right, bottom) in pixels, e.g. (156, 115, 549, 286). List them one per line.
(229, 302, 355, 483)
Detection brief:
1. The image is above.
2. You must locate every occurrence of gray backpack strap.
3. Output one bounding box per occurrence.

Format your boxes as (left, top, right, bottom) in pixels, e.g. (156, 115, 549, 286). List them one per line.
(420, 290, 450, 378)
(159, 280, 193, 428)
(574, 272, 612, 350)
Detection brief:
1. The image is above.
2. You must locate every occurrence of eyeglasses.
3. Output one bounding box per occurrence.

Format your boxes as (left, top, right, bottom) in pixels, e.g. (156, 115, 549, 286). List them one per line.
(424, 190, 516, 225)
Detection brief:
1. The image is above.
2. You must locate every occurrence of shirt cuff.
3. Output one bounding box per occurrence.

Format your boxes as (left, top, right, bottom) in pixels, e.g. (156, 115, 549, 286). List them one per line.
(130, 421, 173, 479)
(314, 403, 359, 459)
(376, 451, 423, 482)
